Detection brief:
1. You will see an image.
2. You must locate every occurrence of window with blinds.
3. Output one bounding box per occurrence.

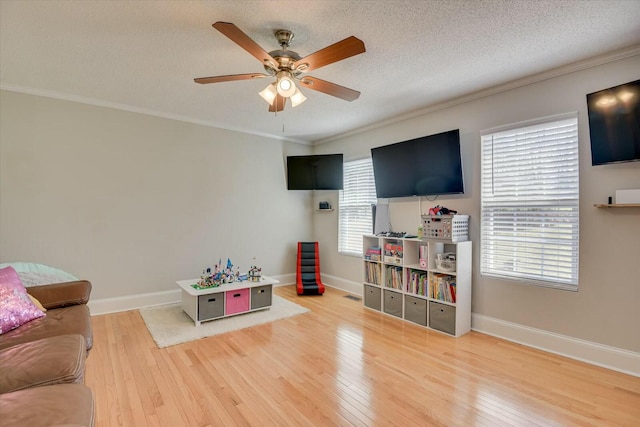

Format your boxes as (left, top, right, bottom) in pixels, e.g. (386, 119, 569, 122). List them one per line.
(339, 158, 377, 256)
(480, 114, 579, 290)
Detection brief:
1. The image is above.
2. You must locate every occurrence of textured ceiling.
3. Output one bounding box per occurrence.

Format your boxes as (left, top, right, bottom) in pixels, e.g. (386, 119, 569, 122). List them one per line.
(1, 1, 639, 144)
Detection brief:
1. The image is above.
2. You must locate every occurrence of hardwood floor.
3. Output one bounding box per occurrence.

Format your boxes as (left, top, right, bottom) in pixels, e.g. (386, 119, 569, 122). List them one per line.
(85, 285, 640, 426)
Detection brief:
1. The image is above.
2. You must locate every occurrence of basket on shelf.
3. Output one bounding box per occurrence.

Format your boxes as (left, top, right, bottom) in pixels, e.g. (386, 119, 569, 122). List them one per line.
(421, 214, 469, 242)
(435, 253, 456, 272)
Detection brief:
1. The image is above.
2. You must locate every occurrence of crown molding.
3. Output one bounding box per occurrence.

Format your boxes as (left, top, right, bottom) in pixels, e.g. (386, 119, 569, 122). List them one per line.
(0, 84, 311, 146)
(314, 45, 640, 145)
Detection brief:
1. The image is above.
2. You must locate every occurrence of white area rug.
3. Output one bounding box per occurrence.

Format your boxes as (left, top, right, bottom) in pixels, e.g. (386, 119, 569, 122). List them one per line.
(139, 295, 309, 348)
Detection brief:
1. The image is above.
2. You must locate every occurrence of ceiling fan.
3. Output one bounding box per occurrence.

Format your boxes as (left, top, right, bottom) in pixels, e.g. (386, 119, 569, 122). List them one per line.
(194, 22, 366, 112)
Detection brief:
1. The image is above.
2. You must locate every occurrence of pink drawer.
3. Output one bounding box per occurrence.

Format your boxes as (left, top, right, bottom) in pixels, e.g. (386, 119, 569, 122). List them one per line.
(225, 288, 249, 315)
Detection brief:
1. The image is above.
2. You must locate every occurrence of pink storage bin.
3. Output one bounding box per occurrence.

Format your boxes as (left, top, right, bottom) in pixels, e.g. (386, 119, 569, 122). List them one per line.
(225, 288, 249, 315)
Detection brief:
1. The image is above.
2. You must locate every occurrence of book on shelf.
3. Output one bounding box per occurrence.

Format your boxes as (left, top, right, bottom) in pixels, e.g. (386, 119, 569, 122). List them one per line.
(385, 265, 403, 290)
(384, 243, 403, 258)
(430, 273, 456, 303)
(365, 262, 381, 285)
(365, 246, 381, 261)
(406, 269, 428, 296)
(384, 241, 403, 264)
(419, 245, 428, 261)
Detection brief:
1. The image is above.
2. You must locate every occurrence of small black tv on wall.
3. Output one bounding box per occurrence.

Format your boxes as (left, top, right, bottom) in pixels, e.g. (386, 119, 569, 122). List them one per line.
(286, 154, 344, 190)
(371, 129, 464, 198)
(587, 79, 640, 165)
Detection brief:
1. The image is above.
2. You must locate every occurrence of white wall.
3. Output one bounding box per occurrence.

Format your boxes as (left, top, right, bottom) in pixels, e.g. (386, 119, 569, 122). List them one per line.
(0, 91, 313, 300)
(314, 54, 640, 353)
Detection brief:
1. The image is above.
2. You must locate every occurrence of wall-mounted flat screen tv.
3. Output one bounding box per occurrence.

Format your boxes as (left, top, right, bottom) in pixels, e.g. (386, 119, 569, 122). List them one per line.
(286, 154, 344, 190)
(371, 129, 464, 198)
(587, 79, 640, 165)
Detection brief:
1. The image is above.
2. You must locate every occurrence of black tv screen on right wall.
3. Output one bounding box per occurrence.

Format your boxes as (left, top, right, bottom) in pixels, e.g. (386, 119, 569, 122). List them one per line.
(586, 79, 640, 165)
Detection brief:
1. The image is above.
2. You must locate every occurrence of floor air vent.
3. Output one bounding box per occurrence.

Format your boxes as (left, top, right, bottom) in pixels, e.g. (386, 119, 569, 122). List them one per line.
(344, 295, 362, 301)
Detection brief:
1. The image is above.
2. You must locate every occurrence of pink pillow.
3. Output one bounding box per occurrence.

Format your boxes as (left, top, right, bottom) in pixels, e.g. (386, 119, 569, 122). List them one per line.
(0, 266, 46, 334)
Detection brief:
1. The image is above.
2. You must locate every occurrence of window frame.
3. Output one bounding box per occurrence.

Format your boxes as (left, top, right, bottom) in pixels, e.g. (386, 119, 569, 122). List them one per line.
(338, 157, 377, 257)
(480, 113, 580, 291)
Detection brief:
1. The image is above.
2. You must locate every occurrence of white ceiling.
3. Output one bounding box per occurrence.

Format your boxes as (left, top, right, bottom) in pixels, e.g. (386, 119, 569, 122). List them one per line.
(2, 1, 639, 144)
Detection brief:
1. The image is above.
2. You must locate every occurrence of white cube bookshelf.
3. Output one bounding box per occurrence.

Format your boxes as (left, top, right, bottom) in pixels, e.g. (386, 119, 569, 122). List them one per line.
(362, 235, 472, 337)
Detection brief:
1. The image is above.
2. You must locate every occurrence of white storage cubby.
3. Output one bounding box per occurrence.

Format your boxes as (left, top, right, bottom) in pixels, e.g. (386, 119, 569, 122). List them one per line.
(362, 235, 472, 337)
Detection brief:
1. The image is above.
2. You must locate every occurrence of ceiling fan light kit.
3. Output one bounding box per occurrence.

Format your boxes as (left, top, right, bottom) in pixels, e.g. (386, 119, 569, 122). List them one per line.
(258, 83, 277, 105)
(194, 22, 366, 112)
(275, 71, 297, 97)
(290, 88, 307, 108)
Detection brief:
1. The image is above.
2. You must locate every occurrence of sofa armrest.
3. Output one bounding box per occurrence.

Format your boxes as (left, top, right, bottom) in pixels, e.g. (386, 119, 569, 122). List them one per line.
(26, 281, 92, 310)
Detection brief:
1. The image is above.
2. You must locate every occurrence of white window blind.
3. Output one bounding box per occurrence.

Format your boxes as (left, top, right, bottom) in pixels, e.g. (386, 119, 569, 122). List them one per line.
(480, 115, 579, 289)
(339, 158, 377, 256)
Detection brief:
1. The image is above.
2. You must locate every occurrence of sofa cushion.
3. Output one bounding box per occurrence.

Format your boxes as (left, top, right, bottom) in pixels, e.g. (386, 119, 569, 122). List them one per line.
(0, 304, 92, 353)
(0, 266, 46, 334)
(0, 383, 94, 427)
(26, 280, 92, 310)
(0, 334, 86, 394)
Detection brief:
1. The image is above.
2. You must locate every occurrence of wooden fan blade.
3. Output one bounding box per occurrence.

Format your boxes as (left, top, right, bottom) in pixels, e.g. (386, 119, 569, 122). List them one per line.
(268, 94, 286, 112)
(299, 76, 360, 101)
(194, 73, 268, 84)
(292, 36, 365, 73)
(213, 22, 278, 68)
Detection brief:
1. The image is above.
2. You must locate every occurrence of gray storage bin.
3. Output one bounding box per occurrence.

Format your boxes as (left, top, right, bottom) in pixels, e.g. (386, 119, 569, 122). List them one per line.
(405, 295, 427, 326)
(383, 290, 402, 318)
(251, 285, 273, 309)
(364, 285, 382, 311)
(429, 301, 456, 335)
(198, 292, 224, 321)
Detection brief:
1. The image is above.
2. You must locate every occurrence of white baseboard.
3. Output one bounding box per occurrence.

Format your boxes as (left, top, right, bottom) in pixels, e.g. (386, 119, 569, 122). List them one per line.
(472, 313, 640, 377)
(89, 289, 180, 315)
(272, 273, 295, 287)
(321, 273, 362, 296)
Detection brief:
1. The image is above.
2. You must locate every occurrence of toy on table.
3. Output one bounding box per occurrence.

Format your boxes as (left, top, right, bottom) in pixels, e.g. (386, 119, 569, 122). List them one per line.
(247, 265, 262, 282)
(196, 258, 239, 289)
